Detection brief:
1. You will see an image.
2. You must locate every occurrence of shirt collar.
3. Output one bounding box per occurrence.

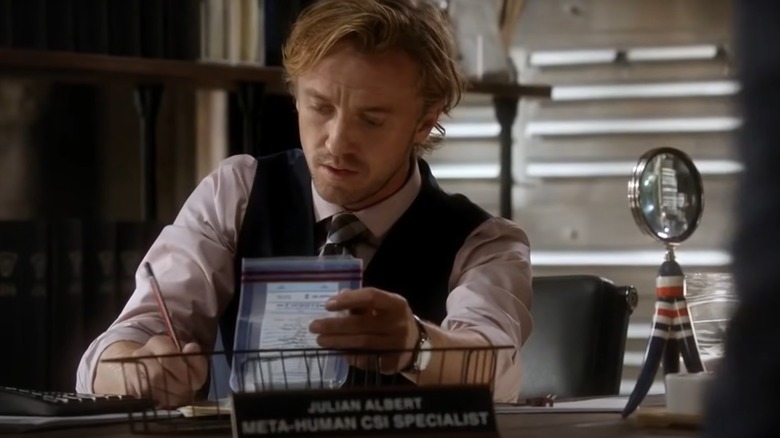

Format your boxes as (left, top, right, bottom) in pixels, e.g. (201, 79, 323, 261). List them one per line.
(312, 161, 421, 240)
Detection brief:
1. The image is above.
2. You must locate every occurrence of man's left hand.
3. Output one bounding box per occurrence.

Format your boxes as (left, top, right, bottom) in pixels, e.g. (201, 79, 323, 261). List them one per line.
(309, 287, 419, 374)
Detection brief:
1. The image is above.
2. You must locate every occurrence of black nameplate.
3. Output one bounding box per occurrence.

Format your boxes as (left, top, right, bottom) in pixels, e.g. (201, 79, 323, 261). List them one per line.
(230, 385, 498, 438)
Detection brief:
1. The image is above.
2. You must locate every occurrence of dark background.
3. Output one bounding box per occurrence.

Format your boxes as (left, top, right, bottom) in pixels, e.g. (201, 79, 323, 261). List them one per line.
(0, 0, 317, 392)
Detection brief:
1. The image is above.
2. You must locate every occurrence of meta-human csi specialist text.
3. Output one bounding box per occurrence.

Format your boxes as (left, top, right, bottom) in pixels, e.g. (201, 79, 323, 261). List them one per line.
(239, 396, 491, 435)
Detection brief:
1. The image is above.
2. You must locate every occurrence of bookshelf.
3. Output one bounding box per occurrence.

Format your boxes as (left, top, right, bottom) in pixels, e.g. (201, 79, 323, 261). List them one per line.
(0, 48, 551, 220)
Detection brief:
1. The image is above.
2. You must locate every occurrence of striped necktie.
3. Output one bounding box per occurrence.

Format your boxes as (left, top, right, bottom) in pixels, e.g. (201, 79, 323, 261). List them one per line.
(320, 213, 367, 256)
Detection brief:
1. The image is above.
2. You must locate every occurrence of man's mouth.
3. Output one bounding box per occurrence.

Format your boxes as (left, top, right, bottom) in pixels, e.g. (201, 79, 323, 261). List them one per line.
(322, 164, 358, 177)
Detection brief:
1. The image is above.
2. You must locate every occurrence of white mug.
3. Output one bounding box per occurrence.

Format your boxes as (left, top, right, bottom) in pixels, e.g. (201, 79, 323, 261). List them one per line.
(665, 372, 714, 416)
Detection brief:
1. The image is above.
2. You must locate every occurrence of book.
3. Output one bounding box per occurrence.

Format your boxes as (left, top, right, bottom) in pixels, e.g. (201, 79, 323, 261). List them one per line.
(0, 221, 50, 389)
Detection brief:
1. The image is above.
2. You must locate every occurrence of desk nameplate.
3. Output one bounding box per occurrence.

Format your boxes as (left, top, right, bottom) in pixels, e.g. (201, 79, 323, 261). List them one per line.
(230, 384, 499, 438)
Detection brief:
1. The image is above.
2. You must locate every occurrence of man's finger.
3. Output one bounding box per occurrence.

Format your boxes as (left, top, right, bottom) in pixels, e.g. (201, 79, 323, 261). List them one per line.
(182, 343, 209, 391)
(137, 338, 206, 390)
(125, 359, 195, 407)
(324, 288, 404, 312)
(123, 358, 185, 401)
(122, 359, 152, 398)
(147, 378, 191, 407)
(309, 314, 389, 335)
(156, 355, 197, 388)
(144, 335, 180, 356)
(316, 334, 405, 351)
(346, 354, 406, 375)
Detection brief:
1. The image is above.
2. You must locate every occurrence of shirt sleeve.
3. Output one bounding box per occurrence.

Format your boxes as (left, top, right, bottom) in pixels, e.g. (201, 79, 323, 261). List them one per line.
(441, 217, 533, 403)
(75, 154, 258, 393)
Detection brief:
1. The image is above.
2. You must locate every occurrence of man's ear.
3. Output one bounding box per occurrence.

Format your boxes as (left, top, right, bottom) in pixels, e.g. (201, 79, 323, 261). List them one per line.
(413, 104, 444, 145)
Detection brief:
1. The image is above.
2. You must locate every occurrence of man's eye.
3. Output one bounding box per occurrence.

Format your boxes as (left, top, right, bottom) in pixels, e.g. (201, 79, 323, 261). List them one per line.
(310, 105, 332, 114)
(363, 118, 383, 127)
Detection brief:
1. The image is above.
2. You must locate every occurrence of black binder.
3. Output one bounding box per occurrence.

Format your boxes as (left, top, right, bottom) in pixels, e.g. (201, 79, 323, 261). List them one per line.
(83, 220, 118, 342)
(49, 220, 85, 392)
(74, 0, 109, 53)
(10, 0, 46, 49)
(140, 0, 165, 58)
(163, 0, 202, 60)
(0, 221, 50, 390)
(0, 0, 11, 47)
(107, 0, 140, 56)
(45, 0, 75, 51)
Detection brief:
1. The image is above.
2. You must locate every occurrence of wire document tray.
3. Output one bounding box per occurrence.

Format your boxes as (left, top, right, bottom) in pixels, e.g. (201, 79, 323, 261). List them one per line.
(101, 345, 513, 436)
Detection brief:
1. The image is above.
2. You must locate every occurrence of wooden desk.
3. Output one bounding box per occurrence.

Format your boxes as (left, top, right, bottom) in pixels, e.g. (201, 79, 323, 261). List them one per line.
(3, 411, 697, 438)
(497, 411, 697, 438)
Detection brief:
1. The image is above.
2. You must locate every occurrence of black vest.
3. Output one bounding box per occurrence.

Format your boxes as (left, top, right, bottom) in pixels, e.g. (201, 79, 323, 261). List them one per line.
(219, 149, 491, 384)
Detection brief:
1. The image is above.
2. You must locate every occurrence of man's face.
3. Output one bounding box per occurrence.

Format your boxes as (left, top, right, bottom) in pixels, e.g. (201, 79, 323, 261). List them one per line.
(294, 44, 439, 210)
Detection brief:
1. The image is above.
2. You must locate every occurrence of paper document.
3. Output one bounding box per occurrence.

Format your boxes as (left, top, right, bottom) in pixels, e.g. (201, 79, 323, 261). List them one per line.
(257, 281, 340, 349)
(177, 398, 232, 418)
(494, 396, 630, 414)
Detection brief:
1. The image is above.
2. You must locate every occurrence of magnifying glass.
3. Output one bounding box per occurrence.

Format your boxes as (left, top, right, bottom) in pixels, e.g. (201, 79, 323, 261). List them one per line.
(623, 147, 705, 418)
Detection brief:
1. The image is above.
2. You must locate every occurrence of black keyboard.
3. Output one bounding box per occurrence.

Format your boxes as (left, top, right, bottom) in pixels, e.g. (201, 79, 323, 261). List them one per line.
(0, 386, 155, 417)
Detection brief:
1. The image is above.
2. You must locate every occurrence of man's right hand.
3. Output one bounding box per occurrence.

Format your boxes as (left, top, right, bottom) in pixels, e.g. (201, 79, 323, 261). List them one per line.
(93, 336, 209, 408)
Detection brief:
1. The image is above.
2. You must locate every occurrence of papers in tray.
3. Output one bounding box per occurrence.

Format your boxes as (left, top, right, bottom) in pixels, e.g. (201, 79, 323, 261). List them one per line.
(494, 396, 630, 414)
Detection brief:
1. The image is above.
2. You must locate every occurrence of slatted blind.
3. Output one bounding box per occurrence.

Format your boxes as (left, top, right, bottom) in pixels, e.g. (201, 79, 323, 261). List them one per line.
(427, 0, 736, 395)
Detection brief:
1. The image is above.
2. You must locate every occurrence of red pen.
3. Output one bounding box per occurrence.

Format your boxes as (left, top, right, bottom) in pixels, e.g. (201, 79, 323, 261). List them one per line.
(144, 262, 182, 351)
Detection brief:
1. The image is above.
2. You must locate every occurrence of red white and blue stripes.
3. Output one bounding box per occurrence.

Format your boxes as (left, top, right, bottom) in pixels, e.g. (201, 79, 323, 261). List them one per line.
(622, 259, 704, 418)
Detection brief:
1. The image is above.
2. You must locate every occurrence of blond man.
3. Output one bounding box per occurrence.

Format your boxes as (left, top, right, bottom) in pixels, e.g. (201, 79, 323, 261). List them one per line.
(78, 0, 532, 406)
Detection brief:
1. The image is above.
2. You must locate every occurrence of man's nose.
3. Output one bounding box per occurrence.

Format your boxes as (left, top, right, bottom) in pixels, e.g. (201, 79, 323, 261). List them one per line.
(325, 117, 355, 156)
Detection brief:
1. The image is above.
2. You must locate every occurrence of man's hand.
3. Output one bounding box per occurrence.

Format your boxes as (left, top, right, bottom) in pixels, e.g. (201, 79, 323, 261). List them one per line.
(309, 288, 419, 373)
(93, 336, 208, 408)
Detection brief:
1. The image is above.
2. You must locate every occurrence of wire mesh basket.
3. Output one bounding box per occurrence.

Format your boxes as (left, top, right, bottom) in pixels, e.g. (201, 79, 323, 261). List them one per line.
(101, 345, 513, 435)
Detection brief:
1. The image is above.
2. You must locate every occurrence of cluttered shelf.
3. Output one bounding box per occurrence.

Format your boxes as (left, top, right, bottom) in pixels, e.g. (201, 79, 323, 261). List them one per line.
(0, 48, 551, 98)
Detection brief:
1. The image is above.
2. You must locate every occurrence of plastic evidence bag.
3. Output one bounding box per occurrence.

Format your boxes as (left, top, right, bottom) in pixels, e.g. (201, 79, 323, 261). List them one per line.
(229, 256, 361, 392)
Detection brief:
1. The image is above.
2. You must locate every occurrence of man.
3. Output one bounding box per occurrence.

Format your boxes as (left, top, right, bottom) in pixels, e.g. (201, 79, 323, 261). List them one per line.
(76, 0, 532, 407)
(703, 1, 780, 436)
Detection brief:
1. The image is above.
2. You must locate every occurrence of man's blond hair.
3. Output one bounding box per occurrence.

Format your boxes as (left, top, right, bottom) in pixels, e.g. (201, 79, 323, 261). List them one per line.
(282, 0, 465, 155)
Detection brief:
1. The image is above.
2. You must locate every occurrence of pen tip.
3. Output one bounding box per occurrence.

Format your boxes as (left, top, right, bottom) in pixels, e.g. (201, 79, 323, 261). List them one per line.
(143, 262, 153, 276)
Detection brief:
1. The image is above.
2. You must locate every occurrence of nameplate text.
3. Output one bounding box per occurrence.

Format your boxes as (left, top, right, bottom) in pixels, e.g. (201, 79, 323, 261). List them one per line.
(230, 385, 498, 437)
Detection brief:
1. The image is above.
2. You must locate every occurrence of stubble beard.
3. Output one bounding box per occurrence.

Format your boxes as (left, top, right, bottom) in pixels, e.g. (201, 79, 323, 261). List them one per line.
(312, 145, 414, 209)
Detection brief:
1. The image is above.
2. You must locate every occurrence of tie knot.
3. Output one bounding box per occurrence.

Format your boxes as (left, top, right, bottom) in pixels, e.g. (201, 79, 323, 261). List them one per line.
(326, 213, 367, 246)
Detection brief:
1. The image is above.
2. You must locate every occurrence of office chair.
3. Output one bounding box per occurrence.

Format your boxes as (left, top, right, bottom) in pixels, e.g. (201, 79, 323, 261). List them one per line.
(518, 275, 638, 400)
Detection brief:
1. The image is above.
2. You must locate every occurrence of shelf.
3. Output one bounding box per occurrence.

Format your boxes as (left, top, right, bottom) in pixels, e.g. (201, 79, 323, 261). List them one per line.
(0, 48, 287, 91)
(0, 49, 551, 99)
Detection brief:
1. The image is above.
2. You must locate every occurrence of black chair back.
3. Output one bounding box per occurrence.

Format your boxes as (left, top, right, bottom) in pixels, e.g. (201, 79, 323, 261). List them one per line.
(519, 275, 638, 400)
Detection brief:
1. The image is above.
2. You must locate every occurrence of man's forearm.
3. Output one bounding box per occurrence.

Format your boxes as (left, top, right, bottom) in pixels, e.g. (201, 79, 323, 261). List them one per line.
(93, 341, 144, 395)
(403, 324, 497, 387)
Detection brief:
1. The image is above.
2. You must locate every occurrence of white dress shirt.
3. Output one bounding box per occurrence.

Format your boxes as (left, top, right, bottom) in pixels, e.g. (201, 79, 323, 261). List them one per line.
(76, 154, 534, 402)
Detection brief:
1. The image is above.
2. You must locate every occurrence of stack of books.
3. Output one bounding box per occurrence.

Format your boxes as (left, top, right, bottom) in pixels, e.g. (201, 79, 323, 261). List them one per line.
(0, 0, 267, 65)
(0, 219, 165, 392)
